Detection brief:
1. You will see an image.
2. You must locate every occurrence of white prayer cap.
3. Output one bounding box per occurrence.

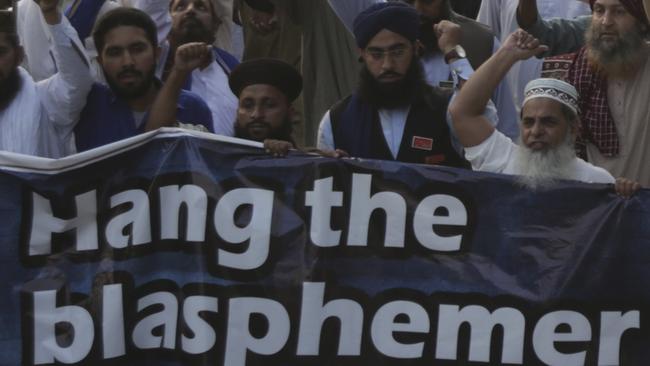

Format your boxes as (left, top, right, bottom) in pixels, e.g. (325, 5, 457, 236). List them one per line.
(523, 78, 580, 115)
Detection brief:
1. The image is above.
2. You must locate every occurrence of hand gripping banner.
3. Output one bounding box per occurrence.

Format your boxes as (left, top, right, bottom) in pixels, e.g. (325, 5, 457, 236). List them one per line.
(0, 129, 648, 366)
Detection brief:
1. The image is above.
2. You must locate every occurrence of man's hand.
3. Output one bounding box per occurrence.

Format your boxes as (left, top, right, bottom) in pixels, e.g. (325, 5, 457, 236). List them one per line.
(501, 29, 548, 61)
(615, 178, 642, 198)
(35, 0, 61, 24)
(315, 149, 349, 158)
(174, 42, 212, 74)
(264, 139, 293, 157)
(434, 20, 462, 55)
(249, 9, 278, 35)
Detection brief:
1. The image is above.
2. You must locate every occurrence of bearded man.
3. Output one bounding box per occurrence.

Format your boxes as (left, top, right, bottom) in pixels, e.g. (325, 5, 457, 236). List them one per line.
(565, 0, 650, 186)
(73, 8, 214, 152)
(450, 29, 641, 197)
(317, 2, 472, 168)
(0, 0, 92, 157)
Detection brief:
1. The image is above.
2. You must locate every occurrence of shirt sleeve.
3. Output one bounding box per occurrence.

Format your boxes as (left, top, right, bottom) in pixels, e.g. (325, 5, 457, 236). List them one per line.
(37, 18, 94, 138)
(519, 14, 589, 57)
(489, 37, 520, 141)
(464, 130, 517, 174)
(316, 111, 335, 150)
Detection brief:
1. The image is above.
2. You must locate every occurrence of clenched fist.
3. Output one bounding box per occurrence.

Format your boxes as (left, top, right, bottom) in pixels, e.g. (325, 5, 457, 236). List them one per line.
(174, 42, 212, 74)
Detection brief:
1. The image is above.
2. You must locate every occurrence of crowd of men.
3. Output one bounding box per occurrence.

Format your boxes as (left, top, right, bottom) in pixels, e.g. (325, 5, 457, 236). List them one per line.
(0, 0, 648, 196)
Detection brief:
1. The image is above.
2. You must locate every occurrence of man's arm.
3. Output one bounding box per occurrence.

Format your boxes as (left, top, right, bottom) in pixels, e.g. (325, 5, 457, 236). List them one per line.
(517, 0, 589, 56)
(146, 42, 212, 131)
(37, 0, 93, 131)
(449, 30, 547, 148)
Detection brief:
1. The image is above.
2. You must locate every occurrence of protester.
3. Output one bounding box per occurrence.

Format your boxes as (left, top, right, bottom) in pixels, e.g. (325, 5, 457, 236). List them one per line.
(477, 0, 591, 109)
(0, 0, 92, 157)
(229, 58, 307, 156)
(73, 8, 213, 152)
(162, 0, 240, 136)
(317, 2, 470, 168)
(329, 0, 520, 140)
(449, 29, 641, 197)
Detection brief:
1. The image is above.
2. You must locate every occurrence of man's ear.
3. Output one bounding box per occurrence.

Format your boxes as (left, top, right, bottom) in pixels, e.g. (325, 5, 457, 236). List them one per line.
(15, 45, 24, 66)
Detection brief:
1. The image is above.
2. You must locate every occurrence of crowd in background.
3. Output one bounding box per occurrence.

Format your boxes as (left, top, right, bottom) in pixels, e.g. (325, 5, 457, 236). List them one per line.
(0, 0, 648, 196)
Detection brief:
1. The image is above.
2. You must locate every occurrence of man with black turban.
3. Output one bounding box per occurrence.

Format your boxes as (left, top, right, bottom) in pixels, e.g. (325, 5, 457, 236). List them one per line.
(316, 2, 470, 168)
(229, 58, 302, 146)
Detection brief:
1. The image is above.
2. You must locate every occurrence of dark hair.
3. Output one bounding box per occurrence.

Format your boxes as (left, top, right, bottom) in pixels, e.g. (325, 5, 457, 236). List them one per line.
(0, 32, 19, 48)
(92, 8, 158, 54)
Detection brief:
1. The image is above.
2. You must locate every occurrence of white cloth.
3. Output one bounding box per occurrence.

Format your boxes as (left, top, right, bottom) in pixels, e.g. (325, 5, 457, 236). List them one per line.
(327, 0, 519, 140)
(465, 130, 615, 184)
(476, 0, 591, 113)
(1, 21, 93, 157)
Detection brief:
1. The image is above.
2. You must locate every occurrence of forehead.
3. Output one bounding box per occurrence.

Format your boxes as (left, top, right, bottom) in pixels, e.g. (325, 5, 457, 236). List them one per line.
(593, 0, 627, 8)
(239, 84, 288, 101)
(103, 26, 151, 47)
(171, 0, 214, 11)
(366, 29, 411, 48)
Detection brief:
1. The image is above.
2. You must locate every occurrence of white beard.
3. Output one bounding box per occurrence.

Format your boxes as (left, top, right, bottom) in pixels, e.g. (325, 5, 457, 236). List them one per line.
(512, 137, 576, 190)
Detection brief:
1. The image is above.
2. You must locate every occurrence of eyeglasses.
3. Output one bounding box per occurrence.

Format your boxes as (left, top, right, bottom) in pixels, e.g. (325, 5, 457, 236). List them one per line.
(365, 45, 411, 61)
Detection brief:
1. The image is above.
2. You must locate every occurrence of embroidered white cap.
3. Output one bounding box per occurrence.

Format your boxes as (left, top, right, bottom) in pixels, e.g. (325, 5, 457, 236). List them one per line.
(523, 78, 580, 115)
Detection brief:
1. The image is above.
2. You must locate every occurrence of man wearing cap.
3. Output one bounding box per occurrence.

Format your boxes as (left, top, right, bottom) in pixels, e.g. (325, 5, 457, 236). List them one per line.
(316, 2, 470, 168)
(449, 30, 641, 196)
(0, 0, 93, 157)
(228, 58, 302, 148)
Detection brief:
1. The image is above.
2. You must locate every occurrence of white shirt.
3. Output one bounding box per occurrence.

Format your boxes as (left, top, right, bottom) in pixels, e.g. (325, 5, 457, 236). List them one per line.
(465, 130, 615, 184)
(1, 21, 93, 158)
(476, 0, 591, 112)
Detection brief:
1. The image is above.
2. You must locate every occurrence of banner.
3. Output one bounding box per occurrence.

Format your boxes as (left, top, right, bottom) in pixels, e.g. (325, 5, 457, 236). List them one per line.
(1, 129, 649, 366)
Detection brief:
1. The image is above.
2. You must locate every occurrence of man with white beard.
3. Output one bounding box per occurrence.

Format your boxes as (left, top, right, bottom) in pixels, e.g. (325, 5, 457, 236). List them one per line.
(449, 29, 640, 196)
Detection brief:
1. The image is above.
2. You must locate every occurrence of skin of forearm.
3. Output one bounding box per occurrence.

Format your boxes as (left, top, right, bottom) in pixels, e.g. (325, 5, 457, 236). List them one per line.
(145, 68, 190, 131)
(516, 0, 539, 30)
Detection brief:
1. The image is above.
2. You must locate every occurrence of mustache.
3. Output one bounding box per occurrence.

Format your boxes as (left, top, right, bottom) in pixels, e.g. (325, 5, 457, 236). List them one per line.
(117, 69, 143, 79)
(246, 120, 272, 129)
(378, 71, 403, 79)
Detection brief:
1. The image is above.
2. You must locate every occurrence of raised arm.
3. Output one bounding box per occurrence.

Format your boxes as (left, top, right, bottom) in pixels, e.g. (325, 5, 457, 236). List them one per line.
(37, 0, 93, 130)
(146, 42, 212, 131)
(517, 0, 590, 56)
(449, 30, 547, 148)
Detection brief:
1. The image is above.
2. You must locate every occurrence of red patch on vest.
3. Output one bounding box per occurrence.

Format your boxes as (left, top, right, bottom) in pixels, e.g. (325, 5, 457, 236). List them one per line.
(412, 136, 433, 151)
(425, 154, 446, 165)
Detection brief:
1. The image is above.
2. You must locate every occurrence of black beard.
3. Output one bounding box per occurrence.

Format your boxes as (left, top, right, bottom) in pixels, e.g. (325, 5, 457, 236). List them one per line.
(174, 16, 216, 45)
(0, 67, 21, 111)
(105, 66, 156, 101)
(233, 118, 294, 143)
(358, 59, 427, 109)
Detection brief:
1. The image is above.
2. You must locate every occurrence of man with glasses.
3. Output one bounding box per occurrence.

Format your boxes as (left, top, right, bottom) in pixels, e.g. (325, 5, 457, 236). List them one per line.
(316, 2, 471, 168)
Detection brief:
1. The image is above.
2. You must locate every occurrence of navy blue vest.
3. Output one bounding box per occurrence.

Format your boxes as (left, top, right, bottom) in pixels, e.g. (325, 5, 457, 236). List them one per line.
(330, 90, 468, 169)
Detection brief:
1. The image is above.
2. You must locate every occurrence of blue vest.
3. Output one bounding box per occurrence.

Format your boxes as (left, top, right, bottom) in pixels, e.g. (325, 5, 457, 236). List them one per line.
(330, 90, 468, 168)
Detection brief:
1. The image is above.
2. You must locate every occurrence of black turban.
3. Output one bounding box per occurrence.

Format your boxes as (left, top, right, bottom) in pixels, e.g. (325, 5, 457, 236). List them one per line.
(353, 2, 419, 49)
(0, 7, 15, 34)
(229, 58, 303, 102)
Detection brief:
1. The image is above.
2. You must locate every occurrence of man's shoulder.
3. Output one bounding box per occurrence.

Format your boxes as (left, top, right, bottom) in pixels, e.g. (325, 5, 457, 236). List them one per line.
(213, 48, 240, 72)
(178, 89, 210, 108)
(573, 157, 616, 184)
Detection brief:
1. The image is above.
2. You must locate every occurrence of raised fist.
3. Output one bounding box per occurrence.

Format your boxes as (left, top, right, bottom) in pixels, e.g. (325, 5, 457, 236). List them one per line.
(174, 42, 212, 73)
(502, 29, 549, 61)
(434, 20, 462, 55)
